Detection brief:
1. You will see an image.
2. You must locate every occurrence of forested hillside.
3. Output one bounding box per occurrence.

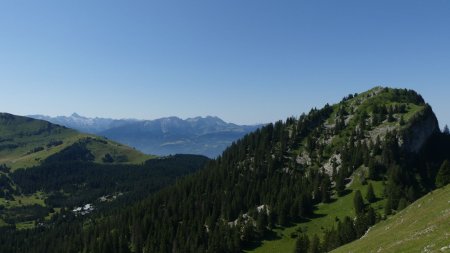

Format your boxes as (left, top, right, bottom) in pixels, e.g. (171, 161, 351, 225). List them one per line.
(0, 154, 209, 231)
(0, 113, 152, 170)
(1, 87, 449, 253)
(0, 114, 208, 230)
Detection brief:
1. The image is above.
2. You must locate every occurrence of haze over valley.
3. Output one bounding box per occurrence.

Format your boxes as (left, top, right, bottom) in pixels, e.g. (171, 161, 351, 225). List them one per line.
(29, 114, 261, 157)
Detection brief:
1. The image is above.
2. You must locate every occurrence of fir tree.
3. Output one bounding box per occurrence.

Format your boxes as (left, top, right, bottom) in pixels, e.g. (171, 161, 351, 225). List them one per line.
(384, 198, 392, 216)
(338, 216, 356, 244)
(353, 214, 369, 238)
(436, 160, 450, 188)
(256, 212, 268, 236)
(397, 197, 409, 211)
(366, 207, 376, 226)
(444, 125, 450, 135)
(309, 234, 321, 253)
(294, 233, 310, 253)
(353, 190, 365, 215)
(368, 159, 377, 180)
(321, 175, 331, 203)
(365, 183, 376, 203)
(387, 107, 395, 122)
(399, 115, 405, 126)
(335, 170, 346, 196)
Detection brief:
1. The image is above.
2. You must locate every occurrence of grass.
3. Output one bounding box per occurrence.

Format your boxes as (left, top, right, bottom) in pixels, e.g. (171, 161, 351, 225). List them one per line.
(45, 207, 61, 221)
(246, 179, 386, 253)
(0, 113, 154, 170)
(15, 220, 35, 230)
(0, 130, 82, 171)
(0, 192, 46, 208)
(332, 184, 450, 253)
(85, 137, 155, 165)
(2, 134, 154, 171)
(0, 192, 47, 228)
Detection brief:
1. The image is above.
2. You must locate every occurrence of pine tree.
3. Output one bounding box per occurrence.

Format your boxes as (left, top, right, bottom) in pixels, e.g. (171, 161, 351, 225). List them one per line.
(338, 217, 356, 244)
(436, 160, 450, 188)
(444, 125, 450, 135)
(321, 175, 331, 203)
(366, 207, 376, 226)
(365, 183, 376, 203)
(397, 197, 409, 211)
(294, 233, 310, 253)
(353, 214, 368, 238)
(387, 107, 395, 122)
(384, 198, 392, 216)
(399, 115, 405, 126)
(368, 159, 377, 180)
(256, 212, 268, 236)
(309, 234, 321, 253)
(353, 190, 365, 215)
(322, 227, 340, 252)
(406, 186, 417, 202)
(335, 170, 346, 196)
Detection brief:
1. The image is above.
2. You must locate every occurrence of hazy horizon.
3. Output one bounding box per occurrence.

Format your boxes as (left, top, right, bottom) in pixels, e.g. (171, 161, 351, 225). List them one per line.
(27, 112, 266, 125)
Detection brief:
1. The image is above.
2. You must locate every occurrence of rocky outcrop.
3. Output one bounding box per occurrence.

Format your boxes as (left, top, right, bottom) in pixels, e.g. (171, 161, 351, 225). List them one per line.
(400, 105, 439, 153)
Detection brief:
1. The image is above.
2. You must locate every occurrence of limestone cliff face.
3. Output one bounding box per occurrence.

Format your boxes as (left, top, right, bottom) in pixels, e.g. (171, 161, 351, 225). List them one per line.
(400, 105, 439, 153)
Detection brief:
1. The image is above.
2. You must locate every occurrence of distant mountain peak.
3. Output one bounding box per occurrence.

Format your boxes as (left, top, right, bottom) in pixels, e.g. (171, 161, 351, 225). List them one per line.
(186, 115, 226, 124)
(71, 112, 83, 118)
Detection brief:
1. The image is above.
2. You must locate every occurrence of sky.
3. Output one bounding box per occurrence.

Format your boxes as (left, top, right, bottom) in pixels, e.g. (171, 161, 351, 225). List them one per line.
(0, 0, 449, 126)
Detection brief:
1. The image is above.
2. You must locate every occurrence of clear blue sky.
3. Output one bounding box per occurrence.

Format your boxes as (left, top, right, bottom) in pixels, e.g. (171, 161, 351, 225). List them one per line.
(0, 0, 449, 126)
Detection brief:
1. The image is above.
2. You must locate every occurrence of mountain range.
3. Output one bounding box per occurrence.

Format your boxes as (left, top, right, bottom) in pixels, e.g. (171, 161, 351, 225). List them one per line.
(28, 114, 260, 157)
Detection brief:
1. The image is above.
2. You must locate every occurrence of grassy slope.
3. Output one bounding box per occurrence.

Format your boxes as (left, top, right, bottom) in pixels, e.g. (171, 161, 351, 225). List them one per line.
(0, 113, 153, 170)
(332, 184, 450, 253)
(0, 114, 80, 170)
(85, 137, 156, 165)
(247, 179, 385, 253)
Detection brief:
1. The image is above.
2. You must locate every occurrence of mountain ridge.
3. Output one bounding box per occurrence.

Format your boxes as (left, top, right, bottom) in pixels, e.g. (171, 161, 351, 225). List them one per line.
(28, 114, 261, 157)
(2, 87, 449, 253)
(0, 113, 153, 170)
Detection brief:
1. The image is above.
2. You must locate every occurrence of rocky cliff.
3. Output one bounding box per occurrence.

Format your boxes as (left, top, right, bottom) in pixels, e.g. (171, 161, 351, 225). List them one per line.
(400, 105, 440, 153)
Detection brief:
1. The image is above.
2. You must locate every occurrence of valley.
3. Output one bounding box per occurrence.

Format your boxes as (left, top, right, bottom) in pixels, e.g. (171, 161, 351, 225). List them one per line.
(1, 87, 449, 253)
(0, 114, 208, 229)
(2, 0, 449, 251)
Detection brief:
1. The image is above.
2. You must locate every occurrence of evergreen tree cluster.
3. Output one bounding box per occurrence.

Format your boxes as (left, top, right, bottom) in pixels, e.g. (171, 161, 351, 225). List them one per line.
(293, 190, 378, 253)
(0, 105, 336, 253)
(1, 88, 449, 253)
(1, 155, 209, 226)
